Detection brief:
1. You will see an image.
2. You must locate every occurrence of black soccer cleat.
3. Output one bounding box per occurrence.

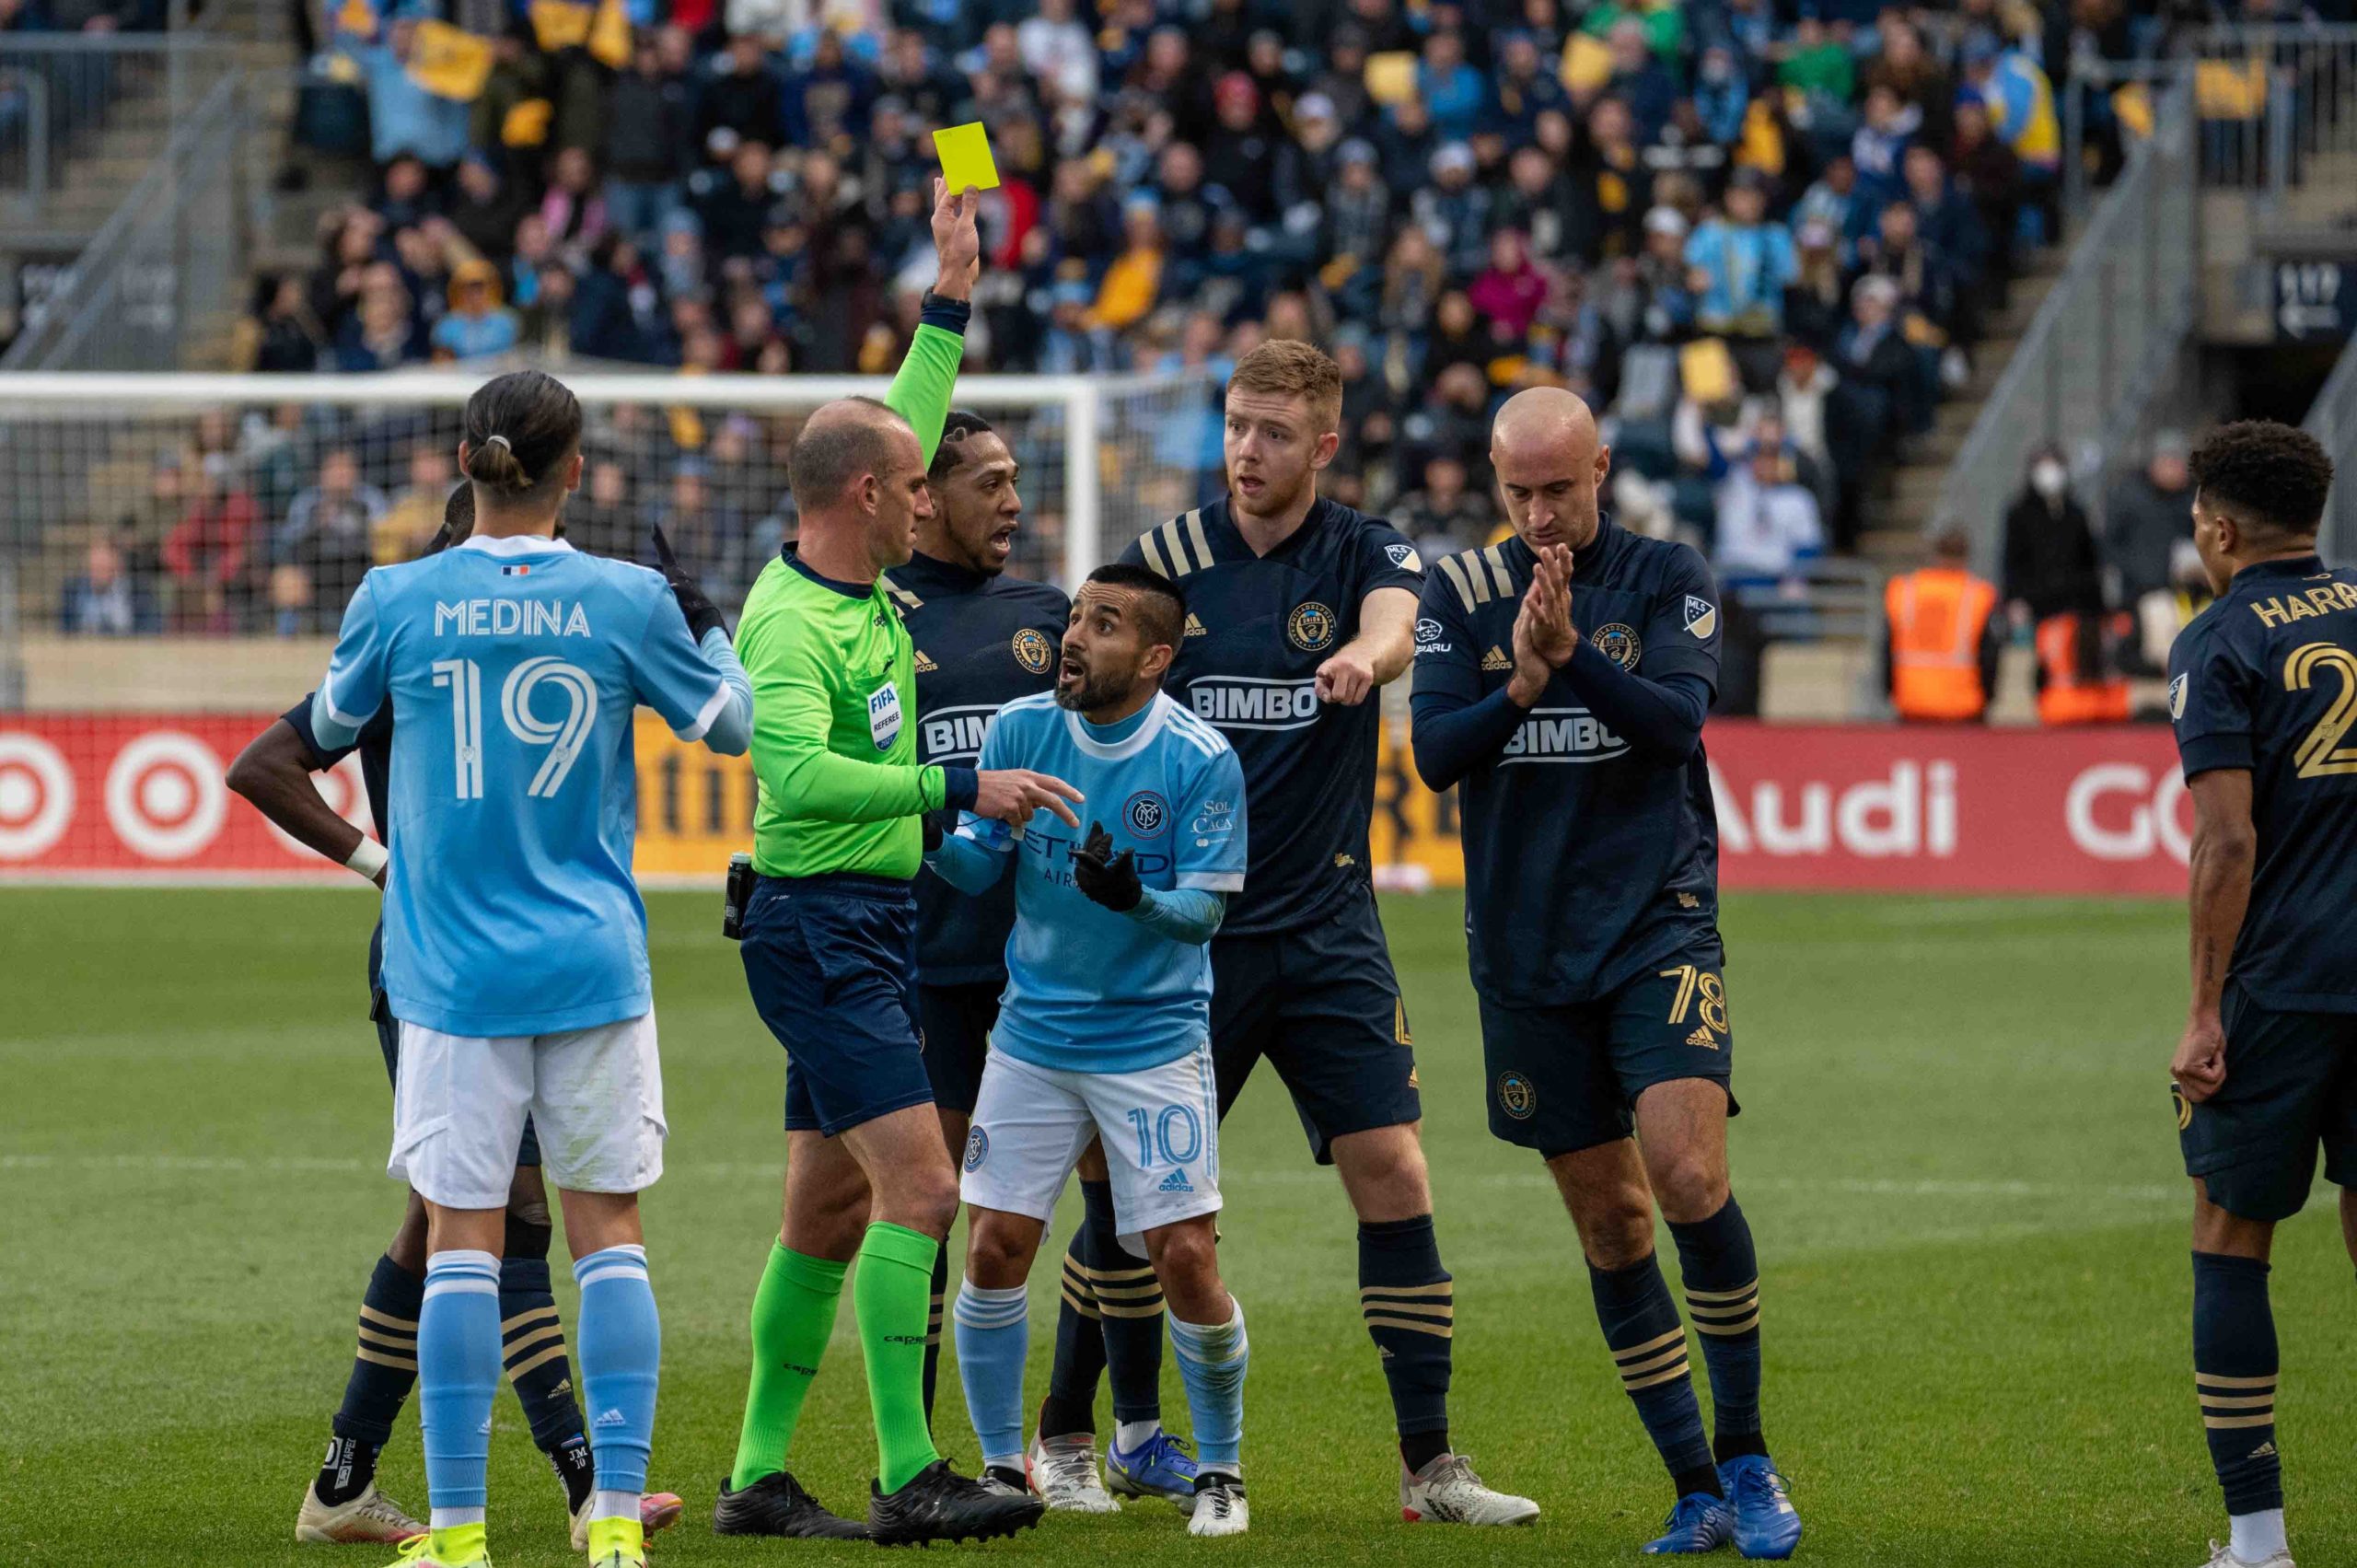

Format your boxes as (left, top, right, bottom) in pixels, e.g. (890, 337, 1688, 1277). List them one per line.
(713, 1470, 872, 1539)
(867, 1458, 1046, 1547)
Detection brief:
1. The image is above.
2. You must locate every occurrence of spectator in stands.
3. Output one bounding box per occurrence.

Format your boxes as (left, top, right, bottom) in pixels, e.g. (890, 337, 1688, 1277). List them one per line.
(1851, 84, 1921, 218)
(1713, 423, 1826, 591)
(1417, 29, 1484, 140)
(2105, 429, 2195, 605)
(1413, 141, 1493, 281)
(1396, 455, 1491, 557)
(1604, 17, 1677, 143)
(349, 17, 470, 172)
(1882, 528, 2001, 723)
(648, 459, 750, 607)
(58, 528, 159, 636)
(1832, 273, 1922, 449)
(447, 153, 528, 264)
(375, 443, 456, 564)
(540, 145, 610, 255)
(604, 36, 692, 242)
(161, 454, 258, 635)
(1469, 229, 1550, 343)
(278, 446, 385, 633)
(248, 276, 326, 374)
(697, 33, 786, 153)
(430, 259, 521, 362)
(2002, 443, 2104, 630)
(1958, 33, 2060, 240)
(1949, 99, 2023, 295)
(333, 264, 426, 372)
(1687, 168, 1799, 344)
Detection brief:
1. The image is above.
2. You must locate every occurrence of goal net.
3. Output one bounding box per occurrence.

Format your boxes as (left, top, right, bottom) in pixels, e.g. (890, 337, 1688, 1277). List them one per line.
(0, 368, 1214, 880)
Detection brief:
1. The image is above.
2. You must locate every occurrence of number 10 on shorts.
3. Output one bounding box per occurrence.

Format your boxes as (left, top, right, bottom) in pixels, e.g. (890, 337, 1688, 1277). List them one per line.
(1125, 1104, 1204, 1169)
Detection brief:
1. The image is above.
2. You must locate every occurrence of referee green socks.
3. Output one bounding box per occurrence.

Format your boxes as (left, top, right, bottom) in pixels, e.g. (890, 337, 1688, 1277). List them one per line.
(730, 1243, 845, 1491)
(856, 1222, 946, 1493)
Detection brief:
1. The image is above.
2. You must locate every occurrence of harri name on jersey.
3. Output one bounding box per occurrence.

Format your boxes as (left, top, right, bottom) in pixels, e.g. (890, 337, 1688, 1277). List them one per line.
(433, 598, 595, 638)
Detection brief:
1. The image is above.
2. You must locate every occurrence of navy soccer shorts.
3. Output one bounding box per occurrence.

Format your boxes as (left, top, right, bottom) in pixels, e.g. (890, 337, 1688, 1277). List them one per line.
(740, 873, 936, 1137)
(917, 980, 1001, 1118)
(1477, 937, 1740, 1159)
(1209, 889, 1421, 1164)
(2176, 980, 2357, 1223)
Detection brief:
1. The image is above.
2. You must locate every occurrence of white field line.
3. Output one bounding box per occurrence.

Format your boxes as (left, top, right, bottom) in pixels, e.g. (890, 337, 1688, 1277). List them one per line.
(0, 1151, 2186, 1204)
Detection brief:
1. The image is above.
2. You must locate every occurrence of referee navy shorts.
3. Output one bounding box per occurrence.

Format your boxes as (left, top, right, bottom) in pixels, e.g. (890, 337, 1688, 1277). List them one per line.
(740, 873, 936, 1137)
(2177, 980, 2357, 1223)
(1478, 935, 1741, 1159)
(1209, 887, 1422, 1164)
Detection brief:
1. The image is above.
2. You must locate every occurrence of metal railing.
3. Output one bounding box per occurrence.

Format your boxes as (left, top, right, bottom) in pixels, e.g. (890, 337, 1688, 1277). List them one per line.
(2307, 333, 2357, 565)
(0, 35, 237, 231)
(1935, 77, 2199, 572)
(0, 74, 251, 372)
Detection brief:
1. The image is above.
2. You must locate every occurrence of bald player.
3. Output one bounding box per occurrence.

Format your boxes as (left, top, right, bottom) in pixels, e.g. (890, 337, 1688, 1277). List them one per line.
(1408, 389, 1801, 1560)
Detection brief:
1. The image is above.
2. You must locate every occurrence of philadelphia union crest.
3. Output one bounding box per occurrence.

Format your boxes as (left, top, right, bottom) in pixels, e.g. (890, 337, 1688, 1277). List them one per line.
(1496, 1071, 1537, 1121)
(1287, 601, 1338, 651)
(1594, 623, 1642, 670)
(1011, 627, 1054, 674)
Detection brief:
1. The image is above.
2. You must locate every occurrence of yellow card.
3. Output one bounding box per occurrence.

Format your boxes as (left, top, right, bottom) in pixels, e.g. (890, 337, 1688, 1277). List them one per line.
(932, 122, 1001, 193)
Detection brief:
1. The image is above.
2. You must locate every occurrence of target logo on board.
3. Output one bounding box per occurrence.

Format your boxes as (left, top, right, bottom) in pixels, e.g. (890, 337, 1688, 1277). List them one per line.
(0, 733, 76, 861)
(103, 732, 228, 861)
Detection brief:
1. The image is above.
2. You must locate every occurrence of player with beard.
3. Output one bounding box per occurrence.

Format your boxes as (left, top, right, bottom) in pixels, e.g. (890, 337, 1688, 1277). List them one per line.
(1035, 339, 1536, 1526)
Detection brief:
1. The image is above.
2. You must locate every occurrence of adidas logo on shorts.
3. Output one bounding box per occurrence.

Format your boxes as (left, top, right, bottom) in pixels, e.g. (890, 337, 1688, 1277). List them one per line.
(1157, 1168, 1194, 1193)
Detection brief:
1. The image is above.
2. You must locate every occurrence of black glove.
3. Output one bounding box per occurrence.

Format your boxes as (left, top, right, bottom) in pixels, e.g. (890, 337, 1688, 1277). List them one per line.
(1071, 819, 1142, 912)
(652, 524, 726, 643)
(922, 810, 951, 853)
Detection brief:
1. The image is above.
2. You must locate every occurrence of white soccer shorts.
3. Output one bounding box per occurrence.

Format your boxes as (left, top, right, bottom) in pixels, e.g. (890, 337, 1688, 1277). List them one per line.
(960, 1040, 1222, 1248)
(389, 1012, 666, 1210)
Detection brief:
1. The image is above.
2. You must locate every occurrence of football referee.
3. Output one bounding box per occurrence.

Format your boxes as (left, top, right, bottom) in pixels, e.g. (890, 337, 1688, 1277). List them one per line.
(718, 181, 1080, 1548)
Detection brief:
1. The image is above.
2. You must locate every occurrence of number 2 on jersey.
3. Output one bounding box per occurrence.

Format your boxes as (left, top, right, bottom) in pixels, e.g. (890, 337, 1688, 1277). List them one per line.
(2283, 642, 2357, 779)
(431, 656, 598, 800)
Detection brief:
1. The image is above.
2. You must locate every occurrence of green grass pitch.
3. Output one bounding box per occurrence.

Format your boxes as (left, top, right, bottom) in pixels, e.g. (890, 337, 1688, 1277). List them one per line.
(5, 888, 2353, 1567)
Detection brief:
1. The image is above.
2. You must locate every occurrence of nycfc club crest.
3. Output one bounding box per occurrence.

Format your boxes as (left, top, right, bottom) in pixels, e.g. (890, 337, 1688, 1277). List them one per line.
(1125, 790, 1169, 837)
(1496, 1070, 1537, 1121)
(1011, 627, 1055, 674)
(1594, 622, 1642, 670)
(964, 1126, 990, 1171)
(1287, 601, 1338, 652)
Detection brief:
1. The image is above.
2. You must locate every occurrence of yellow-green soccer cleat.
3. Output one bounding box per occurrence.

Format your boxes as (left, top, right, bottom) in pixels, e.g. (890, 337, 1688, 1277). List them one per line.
(569, 1492, 682, 1551)
(383, 1522, 490, 1568)
(584, 1516, 646, 1568)
(296, 1479, 427, 1545)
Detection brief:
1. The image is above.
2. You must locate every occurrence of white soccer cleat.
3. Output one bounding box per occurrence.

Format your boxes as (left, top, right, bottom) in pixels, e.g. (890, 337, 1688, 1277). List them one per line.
(568, 1491, 683, 1552)
(1026, 1432, 1120, 1513)
(1187, 1474, 1248, 1538)
(1399, 1452, 1540, 1526)
(2200, 1541, 2294, 1568)
(295, 1479, 426, 1544)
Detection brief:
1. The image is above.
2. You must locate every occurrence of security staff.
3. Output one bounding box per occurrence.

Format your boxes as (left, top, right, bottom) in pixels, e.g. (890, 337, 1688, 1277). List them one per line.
(1882, 529, 2001, 722)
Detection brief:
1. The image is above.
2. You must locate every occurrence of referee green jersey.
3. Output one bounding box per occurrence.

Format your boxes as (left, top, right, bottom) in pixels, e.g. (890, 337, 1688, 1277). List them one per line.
(736, 308, 978, 879)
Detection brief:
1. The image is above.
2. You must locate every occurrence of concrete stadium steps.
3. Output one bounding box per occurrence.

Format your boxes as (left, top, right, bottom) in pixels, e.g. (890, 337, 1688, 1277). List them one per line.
(1852, 249, 2067, 571)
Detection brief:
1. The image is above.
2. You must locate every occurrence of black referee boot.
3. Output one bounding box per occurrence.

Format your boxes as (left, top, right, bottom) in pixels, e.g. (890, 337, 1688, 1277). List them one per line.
(713, 1470, 871, 1539)
(868, 1458, 1045, 1546)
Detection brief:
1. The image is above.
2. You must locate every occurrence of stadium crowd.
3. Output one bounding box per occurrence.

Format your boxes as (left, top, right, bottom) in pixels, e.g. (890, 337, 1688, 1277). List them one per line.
(111, 0, 2183, 635)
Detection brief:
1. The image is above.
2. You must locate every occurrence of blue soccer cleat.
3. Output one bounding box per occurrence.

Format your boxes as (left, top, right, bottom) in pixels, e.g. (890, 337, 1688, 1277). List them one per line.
(1106, 1427, 1201, 1513)
(1719, 1455, 1802, 1560)
(1643, 1492, 1736, 1555)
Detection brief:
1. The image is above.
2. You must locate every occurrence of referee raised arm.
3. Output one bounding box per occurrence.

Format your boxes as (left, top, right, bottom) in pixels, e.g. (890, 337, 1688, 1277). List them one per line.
(718, 180, 1079, 1548)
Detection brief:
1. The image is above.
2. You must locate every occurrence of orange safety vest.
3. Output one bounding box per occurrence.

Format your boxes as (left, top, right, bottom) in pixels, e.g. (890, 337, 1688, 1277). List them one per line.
(1886, 567, 1998, 721)
(2034, 611, 2133, 725)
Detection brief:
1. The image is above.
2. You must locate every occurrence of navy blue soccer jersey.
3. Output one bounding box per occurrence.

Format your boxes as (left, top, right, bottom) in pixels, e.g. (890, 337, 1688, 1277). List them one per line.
(883, 552, 1070, 986)
(1412, 520, 1723, 1005)
(2168, 553, 2357, 1011)
(1119, 494, 1423, 935)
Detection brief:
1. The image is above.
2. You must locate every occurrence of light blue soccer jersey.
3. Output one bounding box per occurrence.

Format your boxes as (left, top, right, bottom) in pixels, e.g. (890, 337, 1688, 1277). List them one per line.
(312, 534, 744, 1038)
(951, 691, 1247, 1074)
